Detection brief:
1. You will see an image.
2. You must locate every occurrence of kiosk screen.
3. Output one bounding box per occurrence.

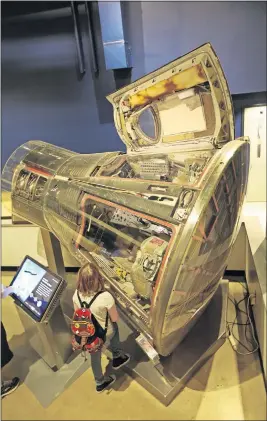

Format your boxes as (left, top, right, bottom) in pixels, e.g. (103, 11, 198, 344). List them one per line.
(10, 256, 63, 321)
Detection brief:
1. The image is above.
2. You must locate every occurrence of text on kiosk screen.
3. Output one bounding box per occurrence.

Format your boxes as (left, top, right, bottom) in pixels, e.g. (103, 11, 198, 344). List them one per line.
(12, 258, 60, 319)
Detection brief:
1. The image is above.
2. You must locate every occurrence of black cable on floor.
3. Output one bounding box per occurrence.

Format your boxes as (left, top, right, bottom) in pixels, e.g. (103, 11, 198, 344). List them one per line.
(227, 289, 259, 355)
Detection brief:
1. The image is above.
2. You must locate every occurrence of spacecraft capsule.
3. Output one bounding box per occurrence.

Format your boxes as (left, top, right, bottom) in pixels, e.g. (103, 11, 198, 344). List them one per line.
(2, 43, 249, 356)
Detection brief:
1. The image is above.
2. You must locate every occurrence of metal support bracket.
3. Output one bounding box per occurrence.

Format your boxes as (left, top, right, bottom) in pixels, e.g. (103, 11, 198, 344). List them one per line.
(40, 229, 65, 278)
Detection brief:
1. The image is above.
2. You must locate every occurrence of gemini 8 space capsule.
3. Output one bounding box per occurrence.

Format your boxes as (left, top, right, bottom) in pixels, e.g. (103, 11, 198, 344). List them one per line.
(2, 43, 249, 356)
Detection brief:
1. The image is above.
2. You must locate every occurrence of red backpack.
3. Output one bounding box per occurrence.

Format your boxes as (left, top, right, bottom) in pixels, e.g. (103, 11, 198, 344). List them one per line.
(71, 291, 108, 354)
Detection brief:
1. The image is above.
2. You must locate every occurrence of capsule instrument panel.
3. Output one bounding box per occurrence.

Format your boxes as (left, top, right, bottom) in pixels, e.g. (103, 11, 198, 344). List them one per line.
(2, 43, 249, 356)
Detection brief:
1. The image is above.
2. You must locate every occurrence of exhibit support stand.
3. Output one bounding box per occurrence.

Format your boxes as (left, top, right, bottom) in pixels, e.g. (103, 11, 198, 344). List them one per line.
(40, 229, 66, 278)
(116, 279, 229, 405)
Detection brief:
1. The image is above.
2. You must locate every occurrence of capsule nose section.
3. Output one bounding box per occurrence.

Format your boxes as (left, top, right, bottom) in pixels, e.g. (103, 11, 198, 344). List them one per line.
(1, 141, 41, 192)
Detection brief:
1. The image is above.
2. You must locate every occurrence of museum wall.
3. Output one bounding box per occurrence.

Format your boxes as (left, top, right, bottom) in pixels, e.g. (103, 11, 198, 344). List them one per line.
(1, 1, 266, 167)
(141, 1, 266, 94)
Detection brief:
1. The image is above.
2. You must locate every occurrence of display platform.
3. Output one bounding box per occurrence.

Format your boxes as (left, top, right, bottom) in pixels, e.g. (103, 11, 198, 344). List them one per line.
(112, 279, 229, 406)
(8, 339, 91, 408)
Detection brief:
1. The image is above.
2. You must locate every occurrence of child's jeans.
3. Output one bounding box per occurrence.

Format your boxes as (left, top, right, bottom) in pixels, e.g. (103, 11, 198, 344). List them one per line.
(90, 322, 124, 385)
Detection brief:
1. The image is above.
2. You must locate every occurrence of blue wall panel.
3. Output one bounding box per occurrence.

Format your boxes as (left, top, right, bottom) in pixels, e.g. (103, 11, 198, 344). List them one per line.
(141, 1, 266, 95)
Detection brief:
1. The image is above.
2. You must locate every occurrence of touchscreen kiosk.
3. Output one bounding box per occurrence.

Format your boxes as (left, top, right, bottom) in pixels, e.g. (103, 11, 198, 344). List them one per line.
(10, 255, 66, 322)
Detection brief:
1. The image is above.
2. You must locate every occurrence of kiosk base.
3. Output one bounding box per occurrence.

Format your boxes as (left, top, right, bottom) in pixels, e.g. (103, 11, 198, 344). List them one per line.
(115, 279, 229, 406)
(9, 340, 91, 408)
(16, 304, 73, 370)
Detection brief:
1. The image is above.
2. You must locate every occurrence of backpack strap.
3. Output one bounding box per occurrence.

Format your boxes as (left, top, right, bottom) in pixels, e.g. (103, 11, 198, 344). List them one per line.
(88, 290, 105, 307)
(77, 290, 105, 309)
(77, 291, 91, 309)
(89, 291, 109, 332)
(77, 291, 83, 307)
(104, 310, 109, 332)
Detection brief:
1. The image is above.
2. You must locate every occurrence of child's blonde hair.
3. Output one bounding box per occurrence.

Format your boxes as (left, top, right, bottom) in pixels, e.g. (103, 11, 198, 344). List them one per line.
(77, 262, 104, 295)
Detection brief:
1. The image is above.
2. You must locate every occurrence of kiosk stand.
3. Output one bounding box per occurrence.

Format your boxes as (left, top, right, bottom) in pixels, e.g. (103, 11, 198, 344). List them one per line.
(13, 230, 73, 371)
(10, 232, 92, 407)
(16, 304, 72, 371)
